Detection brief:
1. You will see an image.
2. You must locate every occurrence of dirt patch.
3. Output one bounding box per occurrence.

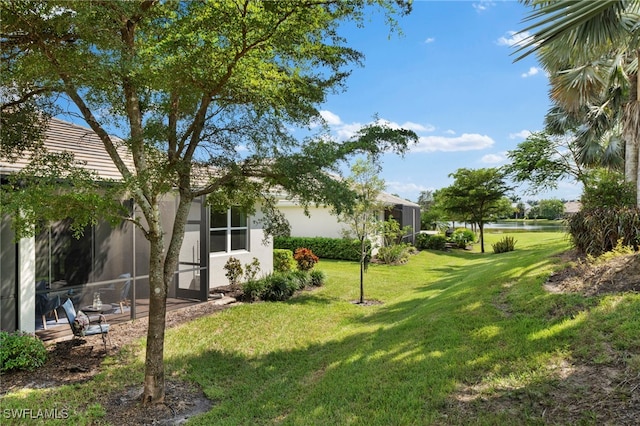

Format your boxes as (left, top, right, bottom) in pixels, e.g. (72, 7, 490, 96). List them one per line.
(545, 250, 640, 296)
(351, 299, 384, 306)
(1, 287, 241, 425)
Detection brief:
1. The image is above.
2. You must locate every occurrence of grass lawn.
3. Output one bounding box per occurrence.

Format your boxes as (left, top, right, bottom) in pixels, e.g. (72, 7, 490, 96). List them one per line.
(2, 232, 639, 425)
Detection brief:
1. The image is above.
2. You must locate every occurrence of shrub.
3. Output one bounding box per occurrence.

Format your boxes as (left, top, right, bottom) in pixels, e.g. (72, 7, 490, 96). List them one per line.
(492, 236, 516, 254)
(273, 249, 295, 273)
(261, 273, 299, 302)
(291, 270, 312, 290)
(242, 279, 268, 302)
(415, 233, 431, 249)
(309, 269, 326, 287)
(416, 233, 447, 251)
(223, 257, 243, 285)
(568, 207, 640, 256)
(376, 244, 411, 264)
(244, 257, 261, 282)
(0, 330, 47, 373)
(588, 239, 636, 264)
(451, 228, 475, 248)
(293, 247, 319, 271)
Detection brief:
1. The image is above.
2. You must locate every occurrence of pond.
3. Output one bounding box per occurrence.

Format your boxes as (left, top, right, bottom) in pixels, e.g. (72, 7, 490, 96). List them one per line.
(483, 220, 567, 232)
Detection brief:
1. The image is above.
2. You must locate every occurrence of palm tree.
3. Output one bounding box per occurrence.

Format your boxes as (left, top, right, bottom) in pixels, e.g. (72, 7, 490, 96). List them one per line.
(545, 104, 625, 172)
(515, 0, 640, 203)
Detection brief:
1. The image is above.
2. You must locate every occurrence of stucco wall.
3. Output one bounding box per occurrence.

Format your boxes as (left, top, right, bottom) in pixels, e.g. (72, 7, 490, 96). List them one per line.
(208, 207, 273, 289)
(276, 202, 349, 239)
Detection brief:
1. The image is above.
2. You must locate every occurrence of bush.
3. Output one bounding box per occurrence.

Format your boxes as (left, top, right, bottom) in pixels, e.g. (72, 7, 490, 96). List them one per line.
(223, 257, 243, 285)
(376, 244, 411, 264)
(451, 228, 475, 248)
(244, 257, 261, 282)
(492, 236, 516, 254)
(274, 236, 369, 261)
(293, 247, 319, 271)
(416, 233, 447, 251)
(0, 330, 47, 373)
(261, 273, 299, 302)
(273, 249, 295, 273)
(415, 233, 430, 249)
(309, 269, 326, 287)
(291, 270, 312, 290)
(568, 207, 640, 256)
(242, 279, 268, 302)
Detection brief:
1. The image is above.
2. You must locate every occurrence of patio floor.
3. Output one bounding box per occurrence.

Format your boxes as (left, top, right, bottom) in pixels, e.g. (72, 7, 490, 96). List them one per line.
(35, 297, 204, 342)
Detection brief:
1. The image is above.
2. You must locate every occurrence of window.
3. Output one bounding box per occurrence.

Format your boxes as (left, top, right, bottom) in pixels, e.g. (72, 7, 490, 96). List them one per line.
(210, 207, 248, 253)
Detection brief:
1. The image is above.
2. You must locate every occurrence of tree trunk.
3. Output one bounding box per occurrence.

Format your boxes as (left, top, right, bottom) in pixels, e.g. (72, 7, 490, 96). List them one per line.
(142, 225, 168, 405)
(479, 222, 485, 253)
(625, 51, 640, 206)
(141, 194, 192, 405)
(359, 236, 365, 304)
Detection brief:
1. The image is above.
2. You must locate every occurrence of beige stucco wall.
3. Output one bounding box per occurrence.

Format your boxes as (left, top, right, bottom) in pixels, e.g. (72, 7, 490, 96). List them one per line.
(275, 200, 385, 251)
(208, 207, 273, 289)
(277, 202, 349, 239)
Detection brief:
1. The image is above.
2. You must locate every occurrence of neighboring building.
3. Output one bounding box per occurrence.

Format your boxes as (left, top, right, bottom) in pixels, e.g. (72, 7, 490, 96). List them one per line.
(0, 118, 272, 333)
(564, 201, 582, 216)
(275, 191, 421, 246)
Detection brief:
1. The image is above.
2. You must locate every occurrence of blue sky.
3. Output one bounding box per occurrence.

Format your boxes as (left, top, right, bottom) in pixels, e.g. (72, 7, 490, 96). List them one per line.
(313, 0, 583, 203)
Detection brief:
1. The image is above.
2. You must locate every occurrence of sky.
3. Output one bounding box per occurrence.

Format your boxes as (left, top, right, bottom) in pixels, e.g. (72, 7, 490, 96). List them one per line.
(310, 0, 583, 203)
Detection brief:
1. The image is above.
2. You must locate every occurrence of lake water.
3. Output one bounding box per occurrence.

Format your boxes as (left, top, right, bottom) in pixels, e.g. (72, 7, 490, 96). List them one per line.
(483, 220, 566, 232)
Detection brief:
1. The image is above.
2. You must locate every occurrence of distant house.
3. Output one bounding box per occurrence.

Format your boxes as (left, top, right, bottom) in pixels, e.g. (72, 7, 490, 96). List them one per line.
(275, 191, 421, 246)
(563, 201, 582, 216)
(1, 118, 273, 333)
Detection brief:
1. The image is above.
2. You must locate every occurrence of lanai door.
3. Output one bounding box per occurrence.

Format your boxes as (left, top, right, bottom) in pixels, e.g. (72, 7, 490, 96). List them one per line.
(175, 197, 209, 301)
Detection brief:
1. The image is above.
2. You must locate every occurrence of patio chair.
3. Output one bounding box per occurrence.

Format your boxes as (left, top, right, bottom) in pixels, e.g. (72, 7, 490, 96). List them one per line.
(35, 281, 61, 330)
(102, 273, 132, 314)
(60, 298, 111, 353)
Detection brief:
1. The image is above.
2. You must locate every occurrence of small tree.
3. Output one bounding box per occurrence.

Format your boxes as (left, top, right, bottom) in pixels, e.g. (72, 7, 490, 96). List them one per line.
(337, 156, 386, 304)
(438, 168, 511, 253)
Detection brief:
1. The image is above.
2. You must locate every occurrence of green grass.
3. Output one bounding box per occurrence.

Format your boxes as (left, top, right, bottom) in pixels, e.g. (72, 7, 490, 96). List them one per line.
(2, 232, 639, 425)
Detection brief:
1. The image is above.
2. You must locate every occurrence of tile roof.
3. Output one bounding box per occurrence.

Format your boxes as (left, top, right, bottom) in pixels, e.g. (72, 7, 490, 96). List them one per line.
(1, 118, 133, 180)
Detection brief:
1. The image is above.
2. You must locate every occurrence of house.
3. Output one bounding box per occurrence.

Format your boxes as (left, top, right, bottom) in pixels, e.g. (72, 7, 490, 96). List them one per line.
(0, 118, 273, 334)
(275, 191, 421, 245)
(563, 200, 582, 216)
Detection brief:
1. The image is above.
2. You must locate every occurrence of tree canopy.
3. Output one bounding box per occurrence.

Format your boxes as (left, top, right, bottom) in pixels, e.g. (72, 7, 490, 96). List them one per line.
(515, 0, 640, 204)
(0, 0, 416, 404)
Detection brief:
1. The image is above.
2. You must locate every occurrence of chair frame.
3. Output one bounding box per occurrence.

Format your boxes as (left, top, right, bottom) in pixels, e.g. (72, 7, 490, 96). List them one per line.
(60, 298, 112, 352)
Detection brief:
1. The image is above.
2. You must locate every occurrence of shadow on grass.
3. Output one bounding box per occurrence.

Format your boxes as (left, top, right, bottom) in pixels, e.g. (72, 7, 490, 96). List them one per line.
(158, 241, 640, 425)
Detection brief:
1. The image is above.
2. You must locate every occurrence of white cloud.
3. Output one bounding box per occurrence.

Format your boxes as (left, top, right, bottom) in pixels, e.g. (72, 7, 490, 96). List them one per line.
(413, 133, 494, 153)
(521, 67, 541, 78)
(327, 117, 436, 141)
(497, 30, 532, 48)
(386, 181, 432, 198)
(319, 110, 342, 126)
(424, 37, 435, 44)
(481, 152, 507, 164)
(331, 122, 361, 141)
(399, 121, 435, 133)
(444, 129, 456, 135)
(509, 130, 531, 140)
(473, 1, 496, 12)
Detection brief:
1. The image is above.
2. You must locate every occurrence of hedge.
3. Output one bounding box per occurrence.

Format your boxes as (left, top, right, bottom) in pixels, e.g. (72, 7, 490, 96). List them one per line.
(274, 236, 370, 262)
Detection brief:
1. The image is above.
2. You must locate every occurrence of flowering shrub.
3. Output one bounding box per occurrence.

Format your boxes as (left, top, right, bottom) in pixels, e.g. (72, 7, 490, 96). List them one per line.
(293, 247, 319, 271)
